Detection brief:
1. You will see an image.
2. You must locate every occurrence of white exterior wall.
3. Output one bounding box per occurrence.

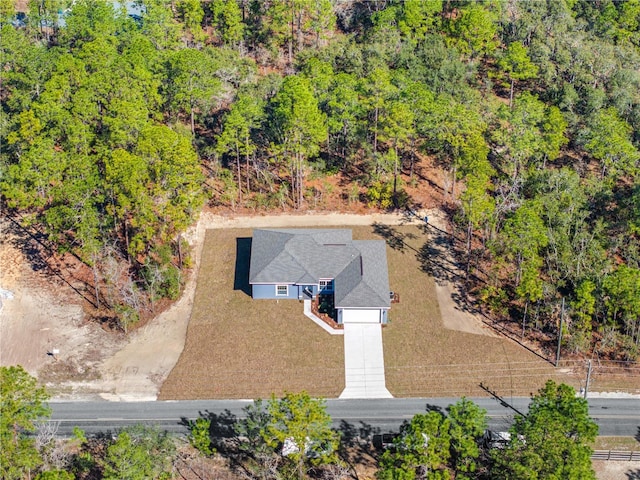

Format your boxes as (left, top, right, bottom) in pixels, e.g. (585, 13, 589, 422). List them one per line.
(341, 308, 382, 324)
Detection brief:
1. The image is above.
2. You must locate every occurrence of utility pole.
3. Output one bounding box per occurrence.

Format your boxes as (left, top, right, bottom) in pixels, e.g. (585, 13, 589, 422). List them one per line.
(584, 360, 592, 399)
(555, 297, 564, 367)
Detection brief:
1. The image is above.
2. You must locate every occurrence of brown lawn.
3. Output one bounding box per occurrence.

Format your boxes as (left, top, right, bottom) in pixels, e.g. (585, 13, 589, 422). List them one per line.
(159, 228, 344, 399)
(380, 225, 565, 398)
(160, 225, 572, 400)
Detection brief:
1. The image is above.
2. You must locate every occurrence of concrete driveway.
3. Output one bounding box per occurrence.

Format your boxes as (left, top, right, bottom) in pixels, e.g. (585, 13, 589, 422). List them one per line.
(340, 323, 392, 399)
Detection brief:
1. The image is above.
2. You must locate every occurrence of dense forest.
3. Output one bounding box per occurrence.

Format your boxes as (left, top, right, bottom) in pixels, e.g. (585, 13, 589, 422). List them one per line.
(2, 0, 640, 359)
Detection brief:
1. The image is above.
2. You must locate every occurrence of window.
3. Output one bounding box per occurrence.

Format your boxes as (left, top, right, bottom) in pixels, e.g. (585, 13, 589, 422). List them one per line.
(319, 279, 334, 292)
(276, 285, 288, 296)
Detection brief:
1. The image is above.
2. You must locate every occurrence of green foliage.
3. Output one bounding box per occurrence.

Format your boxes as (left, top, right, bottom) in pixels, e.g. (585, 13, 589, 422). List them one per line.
(569, 280, 596, 353)
(499, 42, 538, 83)
(165, 48, 222, 133)
(138, 0, 182, 50)
(188, 418, 213, 455)
(584, 107, 640, 179)
(500, 202, 548, 303)
(35, 470, 75, 480)
(209, 0, 244, 46)
(113, 303, 140, 334)
(603, 265, 640, 330)
(102, 425, 175, 480)
(261, 392, 340, 473)
(270, 74, 327, 207)
(446, 398, 487, 478)
(235, 398, 272, 455)
(271, 75, 327, 158)
(176, 0, 205, 43)
(492, 381, 598, 479)
(367, 180, 395, 209)
(0, 366, 51, 480)
(445, 3, 499, 58)
(378, 398, 487, 480)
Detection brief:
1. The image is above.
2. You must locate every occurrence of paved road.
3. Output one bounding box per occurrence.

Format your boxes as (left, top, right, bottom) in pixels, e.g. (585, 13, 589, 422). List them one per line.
(48, 398, 640, 437)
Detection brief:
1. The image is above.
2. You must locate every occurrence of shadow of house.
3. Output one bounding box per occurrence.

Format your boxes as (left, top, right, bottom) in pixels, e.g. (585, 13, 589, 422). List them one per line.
(234, 238, 252, 296)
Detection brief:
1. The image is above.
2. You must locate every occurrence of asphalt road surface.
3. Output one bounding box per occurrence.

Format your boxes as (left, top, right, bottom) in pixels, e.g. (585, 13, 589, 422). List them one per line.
(48, 397, 640, 438)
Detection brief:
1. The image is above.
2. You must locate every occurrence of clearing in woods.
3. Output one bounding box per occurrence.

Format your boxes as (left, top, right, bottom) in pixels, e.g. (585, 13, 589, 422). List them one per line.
(159, 223, 563, 400)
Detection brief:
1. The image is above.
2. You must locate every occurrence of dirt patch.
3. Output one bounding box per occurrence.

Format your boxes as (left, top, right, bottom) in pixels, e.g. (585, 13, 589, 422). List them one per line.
(593, 461, 639, 480)
(0, 218, 121, 397)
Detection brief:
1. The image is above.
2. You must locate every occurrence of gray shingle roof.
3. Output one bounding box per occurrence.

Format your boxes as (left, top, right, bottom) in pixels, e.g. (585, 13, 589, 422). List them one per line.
(249, 229, 390, 308)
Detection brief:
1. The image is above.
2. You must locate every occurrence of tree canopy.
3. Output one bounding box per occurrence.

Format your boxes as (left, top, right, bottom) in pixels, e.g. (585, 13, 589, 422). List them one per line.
(3, 0, 640, 357)
(491, 381, 598, 479)
(0, 366, 51, 480)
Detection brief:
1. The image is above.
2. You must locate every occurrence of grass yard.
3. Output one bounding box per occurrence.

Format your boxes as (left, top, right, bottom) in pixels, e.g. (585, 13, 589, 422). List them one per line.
(159, 228, 344, 399)
(160, 224, 576, 400)
(372, 224, 566, 398)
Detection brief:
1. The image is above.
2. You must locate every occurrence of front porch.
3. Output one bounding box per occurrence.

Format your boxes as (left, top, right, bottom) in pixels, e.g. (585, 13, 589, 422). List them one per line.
(309, 294, 342, 330)
(303, 300, 343, 336)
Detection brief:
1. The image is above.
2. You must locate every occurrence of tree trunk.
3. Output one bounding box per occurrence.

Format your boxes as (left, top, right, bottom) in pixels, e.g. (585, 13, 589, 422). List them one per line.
(236, 146, 243, 203)
(245, 150, 251, 193)
(466, 219, 473, 279)
(409, 137, 416, 181)
(296, 10, 303, 52)
(297, 152, 304, 209)
(289, 2, 294, 64)
(393, 144, 398, 207)
(92, 261, 100, 308)
(451, 165, 457, 198)
(124, 218, 130, 263)
(373, 106, 379, 154)
(509, 78, 514, 109)
(190, 108, 195, 135)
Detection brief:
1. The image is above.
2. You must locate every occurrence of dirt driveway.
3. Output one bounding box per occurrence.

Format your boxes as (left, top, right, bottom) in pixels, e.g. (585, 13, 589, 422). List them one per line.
(4, 209, 487, 400)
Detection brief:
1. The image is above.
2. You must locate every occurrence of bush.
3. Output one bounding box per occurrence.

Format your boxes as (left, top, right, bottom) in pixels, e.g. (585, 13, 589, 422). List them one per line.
(114, 304, 139, 333)
(367, 181, 394, 209)
(188, 418, 213, 456)
(160, 265, 182, 300)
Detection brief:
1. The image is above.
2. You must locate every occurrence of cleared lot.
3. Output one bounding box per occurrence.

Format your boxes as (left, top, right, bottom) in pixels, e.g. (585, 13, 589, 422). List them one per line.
(160, 225, 563, 400)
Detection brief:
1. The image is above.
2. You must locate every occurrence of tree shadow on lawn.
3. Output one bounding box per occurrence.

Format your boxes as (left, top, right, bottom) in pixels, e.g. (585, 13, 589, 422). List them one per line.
(375, 222, 556, 366)
(372, 222, 417, 253)
(234, 237, 252, 296)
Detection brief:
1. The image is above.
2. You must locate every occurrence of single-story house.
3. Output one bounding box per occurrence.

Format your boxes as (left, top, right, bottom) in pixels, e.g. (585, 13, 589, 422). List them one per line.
(248, 228, 391, 324)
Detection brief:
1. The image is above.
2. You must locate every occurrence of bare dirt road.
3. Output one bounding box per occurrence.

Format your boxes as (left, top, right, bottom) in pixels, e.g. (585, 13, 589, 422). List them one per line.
(0, 209, 496, 400)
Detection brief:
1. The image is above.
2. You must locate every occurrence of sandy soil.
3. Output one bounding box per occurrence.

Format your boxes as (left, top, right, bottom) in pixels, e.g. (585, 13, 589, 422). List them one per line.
(0, 209, 498, 401)
(593, 460, 639, 480)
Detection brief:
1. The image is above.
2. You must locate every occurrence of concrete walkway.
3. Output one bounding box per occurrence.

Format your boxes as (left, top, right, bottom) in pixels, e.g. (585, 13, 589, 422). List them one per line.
(302, 301, 392, 398)
(303, 300, 343, 335)
(339, 323, 393, 399)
